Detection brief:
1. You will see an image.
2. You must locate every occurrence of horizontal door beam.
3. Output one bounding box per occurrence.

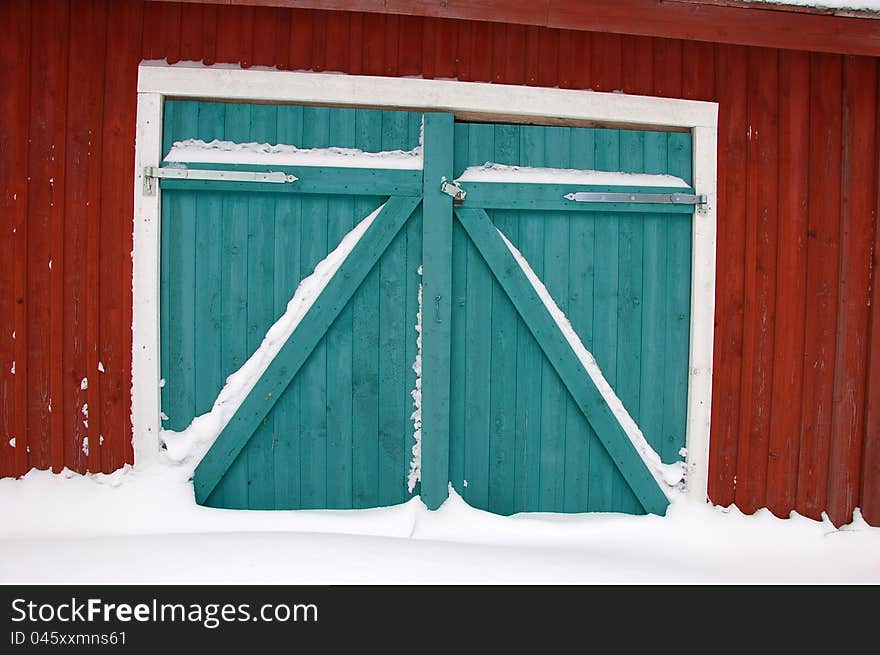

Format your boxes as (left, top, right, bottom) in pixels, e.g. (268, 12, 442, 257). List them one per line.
(154, 164, 423, 197)
(456, 182, 698, 213)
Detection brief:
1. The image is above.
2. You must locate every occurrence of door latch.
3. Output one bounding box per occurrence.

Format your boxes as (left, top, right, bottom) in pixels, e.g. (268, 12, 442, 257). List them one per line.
(440, 177, 466, 201)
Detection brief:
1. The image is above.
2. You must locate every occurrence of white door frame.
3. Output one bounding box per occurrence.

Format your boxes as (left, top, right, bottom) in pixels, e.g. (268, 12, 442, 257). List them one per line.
(132, 61, 718, 502)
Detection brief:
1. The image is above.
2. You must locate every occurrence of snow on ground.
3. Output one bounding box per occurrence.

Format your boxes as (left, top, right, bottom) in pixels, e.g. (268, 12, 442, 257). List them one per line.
(1, 465, 878, 584)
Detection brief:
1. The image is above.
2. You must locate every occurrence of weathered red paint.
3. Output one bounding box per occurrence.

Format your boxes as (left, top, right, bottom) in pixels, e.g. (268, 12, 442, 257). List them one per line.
(0, 0, 878, 527)
(155, 0, 880, 57)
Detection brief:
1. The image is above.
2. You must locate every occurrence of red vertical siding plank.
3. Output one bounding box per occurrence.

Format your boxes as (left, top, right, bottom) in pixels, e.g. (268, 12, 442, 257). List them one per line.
(622, 34, 653, 96)
(160, 2, 181, 65)
(591, 32, 622, 92)
(289, 9, 314, 71)
(383, 13, 400, 77)
(141, 0, 163, 61)
(766, 50, 810, 518)
(864, 63, 880, 527)
(557, 29, 574, 89)
(362, 13, 385, 76)
(239, 6, 255, 69)
(709, 44, 748, 507)
(84, 3, 107, 475)
(653, 37, 683, 98)
(63, 0, 108, 473)
(421, 16, 437, 79)
(324, 11, 351, 73)
(26, 0, 70, 473)
(397, 15, 422, 77)
(214, 4, 242, 65)
(501, 23, 528, 86)
(202, 3, 217, 66)
(0, 0, 31, 478)
(491, 22, 507, 84)
(179, 2, 204, 63)
(797, 53, 843, 521)
(347, 12, 364, 75)
(434, 18, 458, 79)
(457, 20, 475, 82)
(537, 27, 559, 88)
(471, 20, 493, 83)
(252, 6, 279, 68)
(683, 41, 716, 101)
(827, 55, 877, 526)
(273, 7, 291, 71)
(311, 9, 327, 72)
(736, 47, 780, 514)
(99, 0, 141, 471)
(524, 25, 540, 86)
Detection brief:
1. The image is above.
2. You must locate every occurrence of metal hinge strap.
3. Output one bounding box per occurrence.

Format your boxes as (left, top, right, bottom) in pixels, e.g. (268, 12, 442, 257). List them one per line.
(143, 166, 298, 195)
(564, 191, 707, 208)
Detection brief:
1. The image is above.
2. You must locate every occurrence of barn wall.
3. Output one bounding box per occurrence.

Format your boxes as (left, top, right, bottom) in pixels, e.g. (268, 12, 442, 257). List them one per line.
(1, 0, 878, 527)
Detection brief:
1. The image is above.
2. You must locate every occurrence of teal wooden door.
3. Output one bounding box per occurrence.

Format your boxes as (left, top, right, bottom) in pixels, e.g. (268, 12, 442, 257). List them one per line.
(448, 123, 693, 516)
(158, 101, 696, 516)
(160, 101, 424, 510)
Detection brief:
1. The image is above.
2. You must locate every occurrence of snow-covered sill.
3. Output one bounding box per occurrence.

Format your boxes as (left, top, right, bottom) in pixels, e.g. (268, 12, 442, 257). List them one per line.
(456, 163, 690, 188)
(165, 139, 423, 169)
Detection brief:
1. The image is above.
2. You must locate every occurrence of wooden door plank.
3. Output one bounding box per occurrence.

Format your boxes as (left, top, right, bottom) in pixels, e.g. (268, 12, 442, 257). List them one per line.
(638, 131, 670, 461)
(448, 123, 470, 491)
(377, 109, 409, 505)
(487, 124, 520, 515)
(614, 129, 647, 514)
(419, 112, 455, 509)
(351, 110, 383, 509)
(272, 104, 305, 510)
(455, 206, 670, 515)
(513, 125, 545, 512)
(663, 133, 693, 468)
(563, 128, 597, 512)
(298, 106, 331, 510)
(538, 126, 570, 512)
(245, 104, 279, 509)
(325, 108, 357, 509)
(588, 128, 620, 511)
(462, 122, 494, 509)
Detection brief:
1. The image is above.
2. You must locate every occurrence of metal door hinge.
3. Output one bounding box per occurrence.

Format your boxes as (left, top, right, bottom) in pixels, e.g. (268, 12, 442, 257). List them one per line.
(564, 191, 707, 210)
(440, 177, 466, 201)
(143, 166, 298, 196)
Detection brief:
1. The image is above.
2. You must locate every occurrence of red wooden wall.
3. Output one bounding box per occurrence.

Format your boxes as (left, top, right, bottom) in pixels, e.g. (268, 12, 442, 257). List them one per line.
(1, 0, 878, 527)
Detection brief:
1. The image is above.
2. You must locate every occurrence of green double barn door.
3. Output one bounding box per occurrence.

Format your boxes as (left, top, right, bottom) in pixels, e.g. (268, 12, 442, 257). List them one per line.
(159, 100, 694, 516)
